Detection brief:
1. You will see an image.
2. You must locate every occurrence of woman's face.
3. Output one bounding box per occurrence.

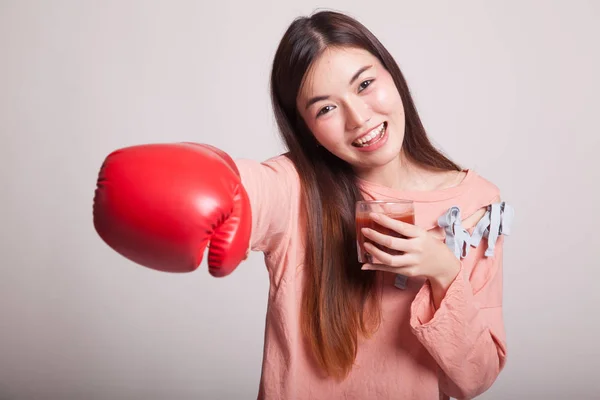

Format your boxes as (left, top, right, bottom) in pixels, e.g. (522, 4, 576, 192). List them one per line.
(296, 46, 405, 174)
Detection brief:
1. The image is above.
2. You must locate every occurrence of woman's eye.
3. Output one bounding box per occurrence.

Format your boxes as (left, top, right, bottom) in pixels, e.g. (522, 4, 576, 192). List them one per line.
(317, 105, 335, 117)
(358, 79, 374, 92)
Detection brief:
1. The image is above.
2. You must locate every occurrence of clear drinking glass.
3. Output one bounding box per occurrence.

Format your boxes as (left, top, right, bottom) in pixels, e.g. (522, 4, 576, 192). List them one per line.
(355, 200, 415, 264)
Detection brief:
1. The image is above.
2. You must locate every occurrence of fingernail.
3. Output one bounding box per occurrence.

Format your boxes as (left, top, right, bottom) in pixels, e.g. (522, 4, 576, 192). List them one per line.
(370, 212, 379, 220)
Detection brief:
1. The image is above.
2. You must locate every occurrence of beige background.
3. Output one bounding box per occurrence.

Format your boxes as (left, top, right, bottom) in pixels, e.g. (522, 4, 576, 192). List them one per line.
(1, 1, 599, 399)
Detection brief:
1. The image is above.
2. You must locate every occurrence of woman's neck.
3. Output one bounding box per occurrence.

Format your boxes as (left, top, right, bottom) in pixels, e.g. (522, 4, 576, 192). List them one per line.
(356, 152, 434, 191)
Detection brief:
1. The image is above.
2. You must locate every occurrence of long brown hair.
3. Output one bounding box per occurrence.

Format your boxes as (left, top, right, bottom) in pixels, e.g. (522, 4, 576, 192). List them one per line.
(269, 10, 461, 379)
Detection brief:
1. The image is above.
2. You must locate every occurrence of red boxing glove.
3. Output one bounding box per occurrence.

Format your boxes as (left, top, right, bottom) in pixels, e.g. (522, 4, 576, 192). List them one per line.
(93, 143, 252, 277)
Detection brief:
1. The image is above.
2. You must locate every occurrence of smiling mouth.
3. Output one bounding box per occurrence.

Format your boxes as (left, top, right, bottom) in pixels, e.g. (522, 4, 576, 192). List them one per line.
(352, 122, 387, 148)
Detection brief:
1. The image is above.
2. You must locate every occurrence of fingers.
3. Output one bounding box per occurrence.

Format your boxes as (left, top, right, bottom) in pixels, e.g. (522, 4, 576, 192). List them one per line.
(363, 241, 414, 268)
(361, 261, 415, 276)
(361, 263, 396, 273)
(361, 227, 412, 252)
(370, 212, 421, 238)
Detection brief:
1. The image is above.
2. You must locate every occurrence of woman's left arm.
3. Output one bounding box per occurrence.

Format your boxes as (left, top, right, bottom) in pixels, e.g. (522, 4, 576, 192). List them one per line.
(410, 234, 507, 399)
(361, 200, 513, 399)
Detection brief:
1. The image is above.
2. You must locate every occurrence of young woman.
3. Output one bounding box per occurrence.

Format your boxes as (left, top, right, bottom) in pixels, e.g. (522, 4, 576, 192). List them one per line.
(94, 10, 514, 400)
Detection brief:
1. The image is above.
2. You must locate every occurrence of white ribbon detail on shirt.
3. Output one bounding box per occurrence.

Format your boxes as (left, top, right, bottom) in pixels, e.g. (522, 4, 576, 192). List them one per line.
(437, 202, 514, 259)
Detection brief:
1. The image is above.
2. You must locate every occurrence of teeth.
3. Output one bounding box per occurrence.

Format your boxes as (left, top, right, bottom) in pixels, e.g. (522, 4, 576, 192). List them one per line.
(353, 123, 386, 146)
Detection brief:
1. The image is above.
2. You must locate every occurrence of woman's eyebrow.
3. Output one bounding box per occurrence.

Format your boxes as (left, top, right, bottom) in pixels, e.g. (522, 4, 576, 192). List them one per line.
(304, 65, 374, 110)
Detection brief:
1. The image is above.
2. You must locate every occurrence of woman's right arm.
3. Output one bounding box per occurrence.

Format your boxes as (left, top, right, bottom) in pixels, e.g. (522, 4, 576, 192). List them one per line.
(234, 154, 300, 255)
(93, 142, 298, 277)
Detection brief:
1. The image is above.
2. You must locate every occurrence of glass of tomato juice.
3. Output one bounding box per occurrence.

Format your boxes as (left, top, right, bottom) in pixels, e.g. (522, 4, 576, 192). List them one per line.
(355, 200, 415, 264)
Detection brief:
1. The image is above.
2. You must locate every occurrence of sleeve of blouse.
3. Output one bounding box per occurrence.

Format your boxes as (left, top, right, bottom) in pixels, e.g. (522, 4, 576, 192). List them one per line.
(410, 202, 514, 399)
(234, 155, 301, 256)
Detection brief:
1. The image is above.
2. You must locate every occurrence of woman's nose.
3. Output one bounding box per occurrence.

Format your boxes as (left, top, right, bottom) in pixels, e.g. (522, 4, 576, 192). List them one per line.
(345, 100, 371, 130)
